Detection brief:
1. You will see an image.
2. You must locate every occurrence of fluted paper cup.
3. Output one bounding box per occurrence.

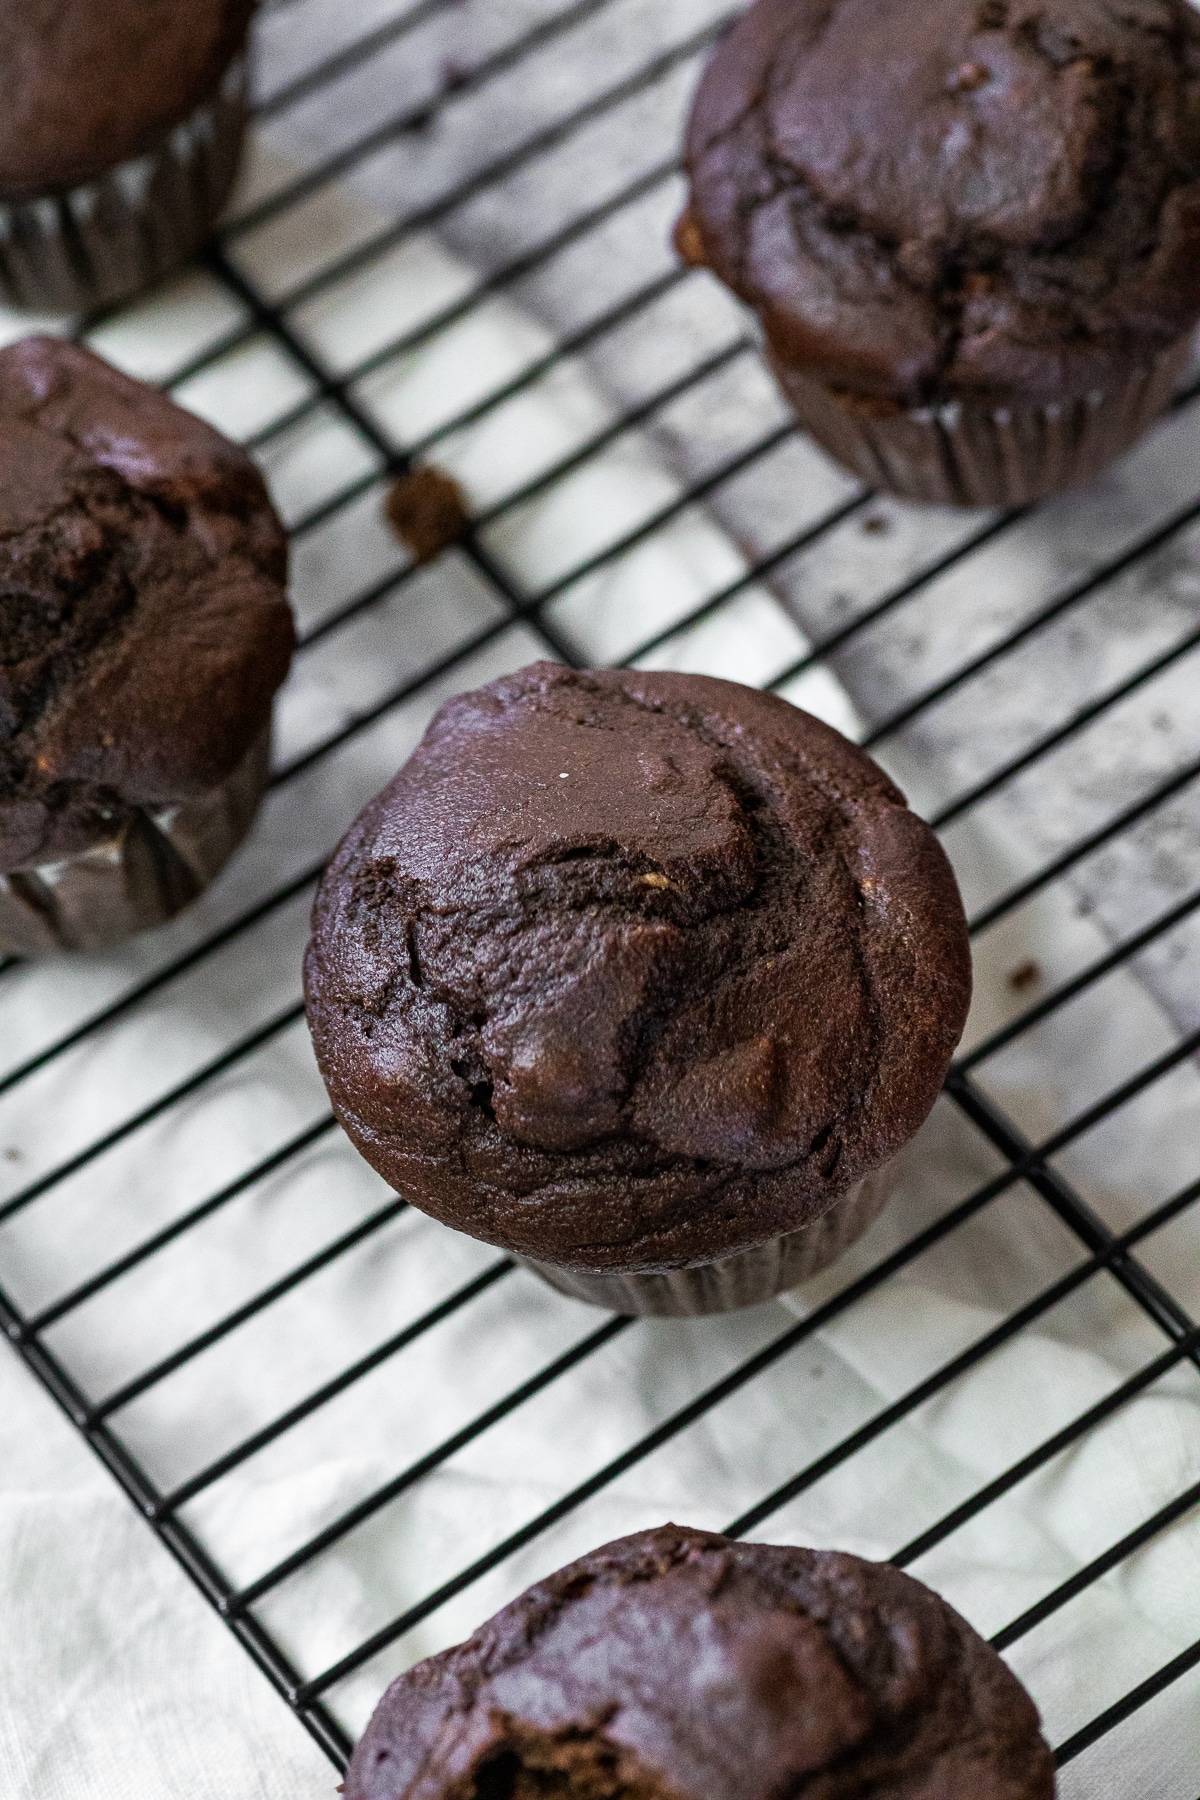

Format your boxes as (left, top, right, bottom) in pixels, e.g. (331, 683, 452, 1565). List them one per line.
(521, 1155, 900, 1316)
(768, 337, 1191, 508)
(0, 722, 271, 955)
(0, 54, 248, 316)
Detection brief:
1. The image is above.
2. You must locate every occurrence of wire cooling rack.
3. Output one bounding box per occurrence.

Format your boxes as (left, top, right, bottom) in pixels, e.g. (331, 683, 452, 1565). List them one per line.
(2, 0, 1200, 1789)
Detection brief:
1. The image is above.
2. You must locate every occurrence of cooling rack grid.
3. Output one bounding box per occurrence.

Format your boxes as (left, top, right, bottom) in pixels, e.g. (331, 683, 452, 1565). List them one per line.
(1, 1, 1200, 1791)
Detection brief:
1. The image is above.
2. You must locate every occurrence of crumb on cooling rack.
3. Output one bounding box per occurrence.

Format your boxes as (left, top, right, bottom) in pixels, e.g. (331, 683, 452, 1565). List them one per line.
(1007, 959, 1041, 993)
(385, 465, 471, 564)
(673, 209, 707, 267)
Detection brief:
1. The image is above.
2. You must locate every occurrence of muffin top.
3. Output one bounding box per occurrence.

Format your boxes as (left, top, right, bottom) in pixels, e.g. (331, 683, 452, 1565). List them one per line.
(344, 1525, 1056, 1800)
(681, 0, 1200, 405)
(0, 336, 292, 872)
(0, 0, 256, 197)
(304, 664, 970, 1273)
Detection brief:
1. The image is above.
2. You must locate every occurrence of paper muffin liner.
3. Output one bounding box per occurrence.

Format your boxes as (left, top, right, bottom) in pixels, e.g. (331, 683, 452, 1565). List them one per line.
(521, 1154, 900, 1317)
(767, 336, 1191, 508)
(0, 54, 248, 316)
(0, 723, 271, 955)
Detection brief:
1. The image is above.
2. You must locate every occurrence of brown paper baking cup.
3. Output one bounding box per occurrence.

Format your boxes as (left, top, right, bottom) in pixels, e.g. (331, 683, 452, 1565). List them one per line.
(768, 337, 1191, 508)
(0, 723, 271, 955)
(0, 54, 248, 315)
(521, 1155, 900, 1316)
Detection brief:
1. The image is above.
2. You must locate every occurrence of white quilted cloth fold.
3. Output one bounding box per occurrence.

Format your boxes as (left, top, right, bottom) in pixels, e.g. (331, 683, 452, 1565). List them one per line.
(1, 8, 1199, 1799)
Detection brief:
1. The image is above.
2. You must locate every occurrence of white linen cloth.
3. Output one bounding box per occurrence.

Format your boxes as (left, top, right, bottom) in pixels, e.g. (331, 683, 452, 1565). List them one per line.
(1, 7, 1200, 1798)
(0, 1353, 335, 1798)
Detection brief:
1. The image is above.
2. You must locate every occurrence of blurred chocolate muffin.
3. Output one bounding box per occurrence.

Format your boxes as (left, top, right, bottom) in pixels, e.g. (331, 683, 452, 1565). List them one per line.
(677, 0, 1200, 505)
(304, 663, 970, 1314)
(0, 0, 258, 313)
(0, 335, 293, 953)
(344, 1524, 1056, 1800)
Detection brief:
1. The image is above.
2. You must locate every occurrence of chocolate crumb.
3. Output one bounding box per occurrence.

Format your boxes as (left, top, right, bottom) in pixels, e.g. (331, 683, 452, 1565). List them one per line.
(673, 208, 707, 268)
(385, 465, 470, 564)
(402, 107, 435, 134)
(862, 513, 891, 535)
(1007, 959, 1041, 992)
(948, 61, 990, 92)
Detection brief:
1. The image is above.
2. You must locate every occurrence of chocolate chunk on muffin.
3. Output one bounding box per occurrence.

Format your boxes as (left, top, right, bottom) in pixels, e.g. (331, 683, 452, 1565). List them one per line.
(344, 1525, 1056, 1800)
(0, 0, 258, 313)
(678, 0, 1200, 505)
(304, 663, 970, 1314)
(0, 334, 293, 953)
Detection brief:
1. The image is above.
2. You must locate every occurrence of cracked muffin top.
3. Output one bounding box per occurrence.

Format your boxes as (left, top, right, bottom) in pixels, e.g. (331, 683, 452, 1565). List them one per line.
(0, 336, 293, 873)
(679, 0, 1200, 405)
(304, 664, 970, 1274)
(343, 1525, 1056, 1800)
(0, 0, 257, 197)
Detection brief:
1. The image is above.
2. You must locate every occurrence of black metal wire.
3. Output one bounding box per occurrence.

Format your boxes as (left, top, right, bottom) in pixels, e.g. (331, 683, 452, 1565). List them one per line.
(1054, 1637, 1200, 1765)
(20, 1116, 340, 1336)
(3, 0, 1199, 1783)
(227, 8, 728, 244)
(992, 1474, 1200, 1654)
(90, 1209, 492, 1427)
(253, 0, 472, 122)
(889, 1181, 1200, 1567)
(956, 885, 1200, 1072)
(242, 160, 687, 458)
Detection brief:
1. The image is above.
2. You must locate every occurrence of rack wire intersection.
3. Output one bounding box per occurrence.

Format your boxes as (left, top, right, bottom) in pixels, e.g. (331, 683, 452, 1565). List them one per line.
(2, 0, 1199, 1788)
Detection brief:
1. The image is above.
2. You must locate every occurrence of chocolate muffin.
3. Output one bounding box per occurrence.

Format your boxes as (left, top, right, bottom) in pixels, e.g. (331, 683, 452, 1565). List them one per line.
(677, 0, 1200, 506)
(304, 663, 970, 1315)
(0, 0, 257, 314)
(344, 1525, 1056, 1800)
(0, 335, 294, 954)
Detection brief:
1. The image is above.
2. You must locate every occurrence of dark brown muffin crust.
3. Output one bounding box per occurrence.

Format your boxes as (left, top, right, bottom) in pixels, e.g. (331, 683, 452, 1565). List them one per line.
(344, 1525, 1056, 1800)
(0, 0, 257, 198)
(0, 336, 293, 871)
(304, 664, 970, 1274)
(681, 0, 1200, 405)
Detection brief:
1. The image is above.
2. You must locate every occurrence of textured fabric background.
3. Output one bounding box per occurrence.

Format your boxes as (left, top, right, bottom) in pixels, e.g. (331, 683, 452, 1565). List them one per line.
(1, 5, 1199, 1798)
